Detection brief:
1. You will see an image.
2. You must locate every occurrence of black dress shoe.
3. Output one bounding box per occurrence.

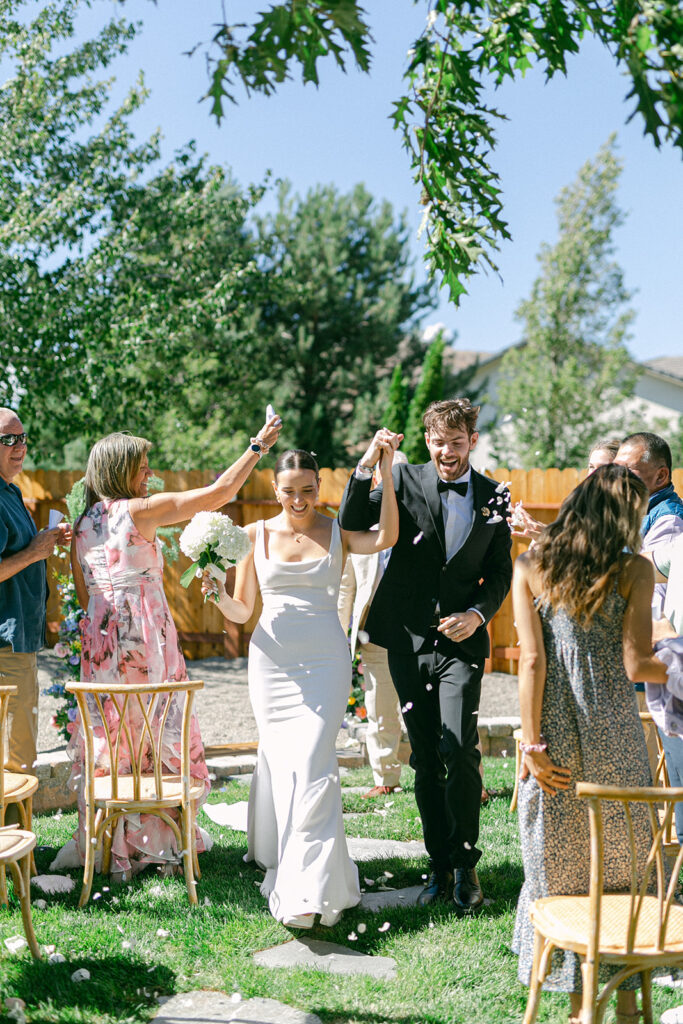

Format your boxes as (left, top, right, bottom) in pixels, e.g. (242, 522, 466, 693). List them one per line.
(453, 867, 484, 912)
(416, 869, 454, 906)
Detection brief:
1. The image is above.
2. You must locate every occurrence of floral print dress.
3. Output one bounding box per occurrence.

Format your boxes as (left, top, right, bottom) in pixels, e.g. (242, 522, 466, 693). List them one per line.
(67, 499, 209, 877)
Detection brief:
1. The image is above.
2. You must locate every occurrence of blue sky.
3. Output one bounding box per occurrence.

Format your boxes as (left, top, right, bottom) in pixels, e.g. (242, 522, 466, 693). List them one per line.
(76, 0, 682, 362)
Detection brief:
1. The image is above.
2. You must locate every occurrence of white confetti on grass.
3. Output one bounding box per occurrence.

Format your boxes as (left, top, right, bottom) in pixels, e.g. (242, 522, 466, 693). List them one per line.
(230, 993, 242, 1004)
(4, 936, 27, 954)
(71, 968, 90, 982)
(378, 921, 391, 932)
(156, 928, 170, 938)
(357, 922, 367, 933)
(347, 931, 358, 941)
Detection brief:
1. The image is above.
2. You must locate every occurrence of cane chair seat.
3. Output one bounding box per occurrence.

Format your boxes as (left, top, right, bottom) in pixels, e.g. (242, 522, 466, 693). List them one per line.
(0, 686, 39, 905)
(66, 679, 205, 909)
(523, 784, 683, 1024)
(93, 774, 206, 807)
(0, 827, 41, 959)
(532, 894, 683, 958)
(3, 772, 39, 803)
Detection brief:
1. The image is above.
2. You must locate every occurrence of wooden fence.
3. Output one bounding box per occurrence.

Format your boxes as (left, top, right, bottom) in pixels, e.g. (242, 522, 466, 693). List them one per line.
(17, 466, 683, 675)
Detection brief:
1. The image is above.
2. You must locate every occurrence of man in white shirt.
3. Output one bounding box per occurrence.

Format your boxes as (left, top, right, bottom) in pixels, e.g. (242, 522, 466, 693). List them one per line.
(338, 453, 408, 798)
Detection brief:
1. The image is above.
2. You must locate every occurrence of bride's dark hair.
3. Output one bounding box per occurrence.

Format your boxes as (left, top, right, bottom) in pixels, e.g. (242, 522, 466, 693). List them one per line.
(274, 449, 319, 479)
(529, 463, 648, 627)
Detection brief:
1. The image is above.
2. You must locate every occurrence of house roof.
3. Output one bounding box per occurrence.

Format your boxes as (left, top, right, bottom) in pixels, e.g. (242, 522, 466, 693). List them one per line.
(644, 357, 683, 382)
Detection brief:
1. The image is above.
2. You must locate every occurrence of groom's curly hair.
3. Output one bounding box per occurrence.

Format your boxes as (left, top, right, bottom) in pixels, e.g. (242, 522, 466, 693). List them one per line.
(530, 464, 648, 627)
(423, 398, 480, 437)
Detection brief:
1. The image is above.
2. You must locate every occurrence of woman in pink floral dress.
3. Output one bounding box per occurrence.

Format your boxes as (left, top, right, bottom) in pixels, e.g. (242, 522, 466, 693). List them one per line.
(66, 419, 281, 879)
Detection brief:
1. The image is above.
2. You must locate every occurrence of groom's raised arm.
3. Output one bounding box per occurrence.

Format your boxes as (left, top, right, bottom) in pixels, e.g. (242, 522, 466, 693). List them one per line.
(338, 472, 383, 531)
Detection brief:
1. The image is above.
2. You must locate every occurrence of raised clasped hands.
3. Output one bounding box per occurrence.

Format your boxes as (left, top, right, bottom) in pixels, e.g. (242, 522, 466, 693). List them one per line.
(359, 428, 403, 470)
(520, 748, 571, 797)
(437, 610, 481, 643)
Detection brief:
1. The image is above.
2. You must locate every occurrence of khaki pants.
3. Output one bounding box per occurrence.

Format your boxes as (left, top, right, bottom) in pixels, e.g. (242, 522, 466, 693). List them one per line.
(361, 642, 404, 788)
(637, 689, 660, 783)
(0, 650, 39, 776)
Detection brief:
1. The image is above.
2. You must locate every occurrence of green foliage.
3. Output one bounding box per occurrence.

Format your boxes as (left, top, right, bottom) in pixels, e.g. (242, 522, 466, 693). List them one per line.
(204, 0, 372, 119)
(402, 334, 446, 463)
(383, 365, 411, 436)
(2, 2, 433, 470)
(247, 181, 434, 466)
(200, 1, 683, 303)
(493, 138, 639, 469)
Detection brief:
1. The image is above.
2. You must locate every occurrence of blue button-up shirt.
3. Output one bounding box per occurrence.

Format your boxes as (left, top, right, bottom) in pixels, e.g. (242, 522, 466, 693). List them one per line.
(0, 478, 46, 652)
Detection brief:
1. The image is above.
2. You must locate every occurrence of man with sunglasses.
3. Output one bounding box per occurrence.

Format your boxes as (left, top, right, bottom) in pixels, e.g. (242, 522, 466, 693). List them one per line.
(0, 409, 70, 787)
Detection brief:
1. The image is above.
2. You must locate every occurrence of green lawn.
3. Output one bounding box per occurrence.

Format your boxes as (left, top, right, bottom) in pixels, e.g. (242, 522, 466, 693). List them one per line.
(0, 758, 681, 1023)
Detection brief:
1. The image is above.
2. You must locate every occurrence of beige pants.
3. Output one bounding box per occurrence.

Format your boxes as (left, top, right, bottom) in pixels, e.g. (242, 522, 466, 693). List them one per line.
(360, 642, 404, 788)
(637, 690, 660, 782)
(0, 650, 39, 775)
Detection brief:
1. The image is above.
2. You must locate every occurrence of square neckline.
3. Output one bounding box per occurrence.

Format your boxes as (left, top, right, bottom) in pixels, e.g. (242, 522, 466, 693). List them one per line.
(260, 517, 338, 565)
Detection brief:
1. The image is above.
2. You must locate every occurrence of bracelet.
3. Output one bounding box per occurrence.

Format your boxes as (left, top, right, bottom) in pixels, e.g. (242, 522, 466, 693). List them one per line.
(250, 436, 270, 454)
(519, 738, 548, 754)
(355, 462, 373, 481)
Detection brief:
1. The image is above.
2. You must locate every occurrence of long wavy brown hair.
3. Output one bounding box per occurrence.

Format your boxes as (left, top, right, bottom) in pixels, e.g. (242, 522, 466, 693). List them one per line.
(529, 464, 648, 626)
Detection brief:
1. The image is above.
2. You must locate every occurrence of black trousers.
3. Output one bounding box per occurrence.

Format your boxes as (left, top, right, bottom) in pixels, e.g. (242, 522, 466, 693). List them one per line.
(388, 637, 484, 871)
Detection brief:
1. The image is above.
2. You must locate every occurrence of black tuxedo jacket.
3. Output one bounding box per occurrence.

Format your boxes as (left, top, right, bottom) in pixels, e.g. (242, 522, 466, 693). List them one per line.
(338, 461, 513, 658)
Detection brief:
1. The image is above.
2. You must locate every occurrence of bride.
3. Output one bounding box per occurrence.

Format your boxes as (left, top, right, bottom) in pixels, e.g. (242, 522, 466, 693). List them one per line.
(203, 435, 398, 928)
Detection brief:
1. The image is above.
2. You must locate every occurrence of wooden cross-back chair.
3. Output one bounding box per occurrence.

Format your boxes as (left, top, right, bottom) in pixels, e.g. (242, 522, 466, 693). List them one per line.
(0, 685, 39, 905)
(66, 679, 205, 908)
(0, 826, 41, 958)
(639, 711, 679, 855)
(523, 783, 683, 1024)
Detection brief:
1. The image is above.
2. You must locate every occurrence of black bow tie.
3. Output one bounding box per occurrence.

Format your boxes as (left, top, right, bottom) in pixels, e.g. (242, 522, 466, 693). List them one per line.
(437, 479, 468, 497)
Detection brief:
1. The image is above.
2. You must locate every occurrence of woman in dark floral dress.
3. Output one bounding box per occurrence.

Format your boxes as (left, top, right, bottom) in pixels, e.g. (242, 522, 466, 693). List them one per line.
(512, 464, 670, 1024)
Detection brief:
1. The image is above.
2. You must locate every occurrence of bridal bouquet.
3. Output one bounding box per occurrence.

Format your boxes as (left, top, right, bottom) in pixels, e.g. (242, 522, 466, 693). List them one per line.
(179, 511, 252, 597)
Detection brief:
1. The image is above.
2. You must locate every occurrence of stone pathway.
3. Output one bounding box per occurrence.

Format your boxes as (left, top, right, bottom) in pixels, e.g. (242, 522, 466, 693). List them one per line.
(253, 936, 396, 980)
(154, 992, 322, 1024)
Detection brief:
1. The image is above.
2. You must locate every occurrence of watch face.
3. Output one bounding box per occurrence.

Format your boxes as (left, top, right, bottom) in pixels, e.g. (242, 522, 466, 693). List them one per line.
(250, 443, 261, 453)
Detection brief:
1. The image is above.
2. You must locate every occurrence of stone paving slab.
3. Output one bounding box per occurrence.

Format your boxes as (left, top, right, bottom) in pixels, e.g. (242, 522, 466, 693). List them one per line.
(156, 992, 322, 1024)
(359, 884, 424, 911)
(201, 801, 249, 831)
(253, 936, 396, 980)
(346, 837, 426, 862)
(154, 992, 323, 1024)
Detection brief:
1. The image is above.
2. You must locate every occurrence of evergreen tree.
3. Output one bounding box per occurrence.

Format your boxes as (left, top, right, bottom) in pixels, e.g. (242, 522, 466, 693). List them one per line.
(403, 334, 445, 463)
(493, 138, 639, 469)
(383, 365, 410, 436)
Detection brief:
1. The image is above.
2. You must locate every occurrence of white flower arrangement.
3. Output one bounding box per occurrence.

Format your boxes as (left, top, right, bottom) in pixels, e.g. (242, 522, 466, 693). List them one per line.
(179, 511, 252, 597)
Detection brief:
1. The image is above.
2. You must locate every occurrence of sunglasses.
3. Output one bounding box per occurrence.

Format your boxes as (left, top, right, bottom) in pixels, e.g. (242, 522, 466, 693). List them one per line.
(0, 433, 28, 447)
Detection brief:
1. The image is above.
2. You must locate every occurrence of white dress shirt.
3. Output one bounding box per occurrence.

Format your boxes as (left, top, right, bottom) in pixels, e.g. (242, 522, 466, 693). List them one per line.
(440, 468, 474, 560)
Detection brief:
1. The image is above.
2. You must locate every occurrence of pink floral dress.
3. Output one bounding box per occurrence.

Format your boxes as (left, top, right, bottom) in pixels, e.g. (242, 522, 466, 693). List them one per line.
(67, 499, 209, 877)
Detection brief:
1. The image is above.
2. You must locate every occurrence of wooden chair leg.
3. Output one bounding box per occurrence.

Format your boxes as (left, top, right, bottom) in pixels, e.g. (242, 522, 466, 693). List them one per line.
(641, 970, 653, 1024)
(522, 928, 545, 1024)
(79, 803, 97, 908)
(101, 819, 113, 876)
(181, 806, 197, 906)
(581, 953, 599, 1024)
(20, 799, 37, 877)
(9, 854, 41, 959)
(191, 803, 201, 881)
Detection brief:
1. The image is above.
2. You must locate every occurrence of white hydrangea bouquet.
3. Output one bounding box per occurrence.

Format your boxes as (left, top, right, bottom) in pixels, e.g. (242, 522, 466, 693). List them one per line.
(179, 511, 252, 599)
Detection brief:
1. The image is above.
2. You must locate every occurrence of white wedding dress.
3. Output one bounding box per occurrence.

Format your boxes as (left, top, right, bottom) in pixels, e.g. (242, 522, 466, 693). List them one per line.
(245, 518, 360, 925)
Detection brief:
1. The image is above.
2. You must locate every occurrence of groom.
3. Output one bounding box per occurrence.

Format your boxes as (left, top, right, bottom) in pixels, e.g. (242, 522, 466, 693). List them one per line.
(338, 399, 512, 911)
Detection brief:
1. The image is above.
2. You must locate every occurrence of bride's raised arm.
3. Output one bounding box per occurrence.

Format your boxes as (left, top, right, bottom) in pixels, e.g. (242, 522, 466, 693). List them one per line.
(201, 522, 259, 624)
(341, 444, 398, 556)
